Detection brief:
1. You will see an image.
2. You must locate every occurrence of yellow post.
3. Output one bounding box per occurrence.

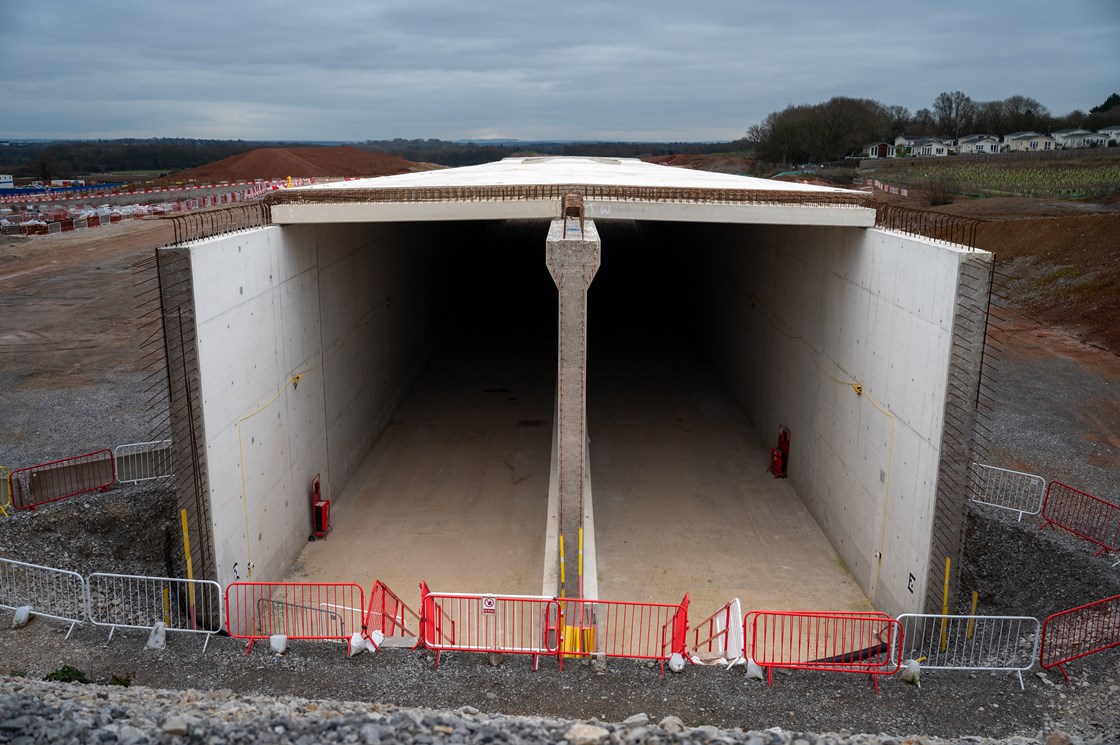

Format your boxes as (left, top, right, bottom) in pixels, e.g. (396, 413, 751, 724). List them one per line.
(558, 534, 566, 598)
(940, 557, 951, 651)
(966, 590, 979, 640)
(162, 587, 170, 626)
(0, 466, 10, 517)
(180, 509, 198, 630)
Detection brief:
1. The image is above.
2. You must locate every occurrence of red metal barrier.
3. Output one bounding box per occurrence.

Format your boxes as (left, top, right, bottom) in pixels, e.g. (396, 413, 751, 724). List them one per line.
(746, 610, 902, 692)
(365, 580, 420, 643)
(419, 582, 560, 669)
(688, 598, 740, 660)
(8, 449, 115, 510)
(1039, 593, 1120, 681)
(224, 582, 365, 654)
(559, 594, 689, 675)
(1041, 481, 1120, 557)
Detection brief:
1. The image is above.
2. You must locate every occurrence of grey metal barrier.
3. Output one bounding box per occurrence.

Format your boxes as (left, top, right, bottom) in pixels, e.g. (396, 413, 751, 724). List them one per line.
(893, 613, 1040, 689)
(970, 463, 1046, 521)
(0, 557, 87, 638)
(86, 572, 223, 651)
(113, 440, 174, 484)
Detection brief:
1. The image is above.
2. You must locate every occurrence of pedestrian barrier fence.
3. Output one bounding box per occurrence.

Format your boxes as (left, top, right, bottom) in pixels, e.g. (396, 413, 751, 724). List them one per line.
(970, 463, 1046, 521)
(87, 572, 223, 651)
(7, 449, 115, 510)
(366, 580, 420, 642)
(0, 466, 10, 517)
(1041, 481, 1120, 557)
(224, 582, 366, 654)
(892, 613, 1040, 689)
(1039, 593, 1120, 681)
(0, 558, 87, 638)
(113, 440, 174, 484)
(687, 598, 743, 661)
(558, 594, 689, 675)
(420, 583, 560, 670)
(746, 610, 903, 692)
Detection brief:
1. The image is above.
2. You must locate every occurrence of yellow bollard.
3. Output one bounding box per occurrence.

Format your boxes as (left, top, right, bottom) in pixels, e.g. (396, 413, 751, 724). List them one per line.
(940, 557, 951, 651)
(162, 587, 171, 626)
(0, 466, 10, 517)
(181, 509, 198, 630)
(966, 590, 979, 640)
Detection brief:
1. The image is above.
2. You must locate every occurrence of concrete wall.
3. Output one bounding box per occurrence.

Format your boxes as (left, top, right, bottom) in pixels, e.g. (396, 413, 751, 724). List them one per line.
(683, 223, 991, 616)
(185, 222, 465, 585)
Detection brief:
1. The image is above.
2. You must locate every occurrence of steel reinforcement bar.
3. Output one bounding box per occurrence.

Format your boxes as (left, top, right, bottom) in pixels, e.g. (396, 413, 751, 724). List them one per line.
(264, 184, 875, 209)
(873, 202, 984, 250)
(170, 203, 270, 245)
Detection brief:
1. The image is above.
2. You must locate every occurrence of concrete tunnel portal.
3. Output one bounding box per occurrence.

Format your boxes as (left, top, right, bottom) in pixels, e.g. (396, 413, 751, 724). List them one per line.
(158, 157, 992, 621)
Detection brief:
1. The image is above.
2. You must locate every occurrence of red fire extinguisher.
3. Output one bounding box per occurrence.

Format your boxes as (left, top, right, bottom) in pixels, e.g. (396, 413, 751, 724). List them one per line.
(309, 473, 331, 540)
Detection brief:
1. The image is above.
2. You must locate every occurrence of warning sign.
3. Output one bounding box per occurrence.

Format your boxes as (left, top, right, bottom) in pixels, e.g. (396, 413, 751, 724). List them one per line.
(482, 595, 497, 615)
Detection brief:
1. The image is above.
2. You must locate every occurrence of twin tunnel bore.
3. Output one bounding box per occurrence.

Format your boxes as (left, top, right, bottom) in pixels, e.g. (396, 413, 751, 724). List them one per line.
(290, 218, 869, 617)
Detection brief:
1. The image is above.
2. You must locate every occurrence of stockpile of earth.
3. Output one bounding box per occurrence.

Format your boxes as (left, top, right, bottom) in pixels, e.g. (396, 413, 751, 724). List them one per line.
(165, 146, 433, 182)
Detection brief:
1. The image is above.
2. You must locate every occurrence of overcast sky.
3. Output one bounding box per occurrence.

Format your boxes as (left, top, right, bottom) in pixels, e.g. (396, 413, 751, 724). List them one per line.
(1, 0, 1117, 142)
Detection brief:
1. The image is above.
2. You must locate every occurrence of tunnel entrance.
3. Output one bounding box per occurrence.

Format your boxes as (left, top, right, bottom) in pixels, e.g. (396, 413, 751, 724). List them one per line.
(586, 221, 870, 614)
(290, 219, 557, 597)
(288, 217, 870, 616)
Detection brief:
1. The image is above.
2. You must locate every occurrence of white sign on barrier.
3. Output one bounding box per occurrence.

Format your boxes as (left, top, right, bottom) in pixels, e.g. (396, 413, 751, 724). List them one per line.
(0, 557, 86, 638)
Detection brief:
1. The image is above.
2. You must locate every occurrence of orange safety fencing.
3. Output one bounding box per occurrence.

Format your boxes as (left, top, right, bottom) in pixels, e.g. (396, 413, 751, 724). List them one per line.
(688, 598, 741, 661)
(558, 594, 689, 675)
(1039, 593, 1120, 681)
(1041, 481, 1120, 557)
(224, 582, 365, 655)
(746, 610, 902, 692)
(419, 582, 560, 670)
(7, 449, 115, 511)
(365, 579, 421, 644)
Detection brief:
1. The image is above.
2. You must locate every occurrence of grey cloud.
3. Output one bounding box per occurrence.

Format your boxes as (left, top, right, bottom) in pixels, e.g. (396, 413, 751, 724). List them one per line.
(1, 0, 1117, 140)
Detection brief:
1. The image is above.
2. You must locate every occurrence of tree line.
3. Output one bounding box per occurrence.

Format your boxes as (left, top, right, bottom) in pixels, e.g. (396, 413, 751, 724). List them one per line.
(748, 92, 1120, 164)
(359, 139, 749, 167)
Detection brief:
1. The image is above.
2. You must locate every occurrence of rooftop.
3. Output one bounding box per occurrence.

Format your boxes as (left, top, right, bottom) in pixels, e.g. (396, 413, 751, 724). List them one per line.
(266, 156, 875, 227)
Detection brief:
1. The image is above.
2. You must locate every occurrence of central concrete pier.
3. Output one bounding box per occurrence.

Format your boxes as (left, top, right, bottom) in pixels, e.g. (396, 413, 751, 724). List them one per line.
(545, 217, 600, 599)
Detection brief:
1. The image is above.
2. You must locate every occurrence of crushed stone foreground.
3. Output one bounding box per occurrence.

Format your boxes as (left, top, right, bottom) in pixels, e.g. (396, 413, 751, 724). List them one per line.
(0, 676, 1089, 745)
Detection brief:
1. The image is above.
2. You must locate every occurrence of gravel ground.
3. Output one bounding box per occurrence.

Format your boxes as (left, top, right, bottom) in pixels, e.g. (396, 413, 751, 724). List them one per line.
(0, 676, 1078, 745)
(2, 227, 1119, 744)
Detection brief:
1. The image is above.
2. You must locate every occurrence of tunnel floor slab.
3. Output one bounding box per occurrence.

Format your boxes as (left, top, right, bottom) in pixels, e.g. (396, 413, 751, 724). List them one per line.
(589, 340, 872, 623)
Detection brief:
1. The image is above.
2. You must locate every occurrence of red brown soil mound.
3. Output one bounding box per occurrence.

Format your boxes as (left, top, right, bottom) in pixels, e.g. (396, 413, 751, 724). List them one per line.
(973, 213, 1120, 355)
(167, 146, 425, 182)
(642, 153, 754, 175)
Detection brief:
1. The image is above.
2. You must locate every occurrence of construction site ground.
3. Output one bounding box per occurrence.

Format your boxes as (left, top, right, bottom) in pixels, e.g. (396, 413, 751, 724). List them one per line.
(1, 198, 1119, 740)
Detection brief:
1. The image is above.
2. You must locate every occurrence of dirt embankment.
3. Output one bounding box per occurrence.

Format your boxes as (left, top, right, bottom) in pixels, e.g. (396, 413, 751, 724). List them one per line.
(164, 145, 437, 182)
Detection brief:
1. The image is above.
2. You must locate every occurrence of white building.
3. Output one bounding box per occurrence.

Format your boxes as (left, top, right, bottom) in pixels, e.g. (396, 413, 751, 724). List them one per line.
(1004, 131, 1056, 152)
(957, 135, 1001, 155)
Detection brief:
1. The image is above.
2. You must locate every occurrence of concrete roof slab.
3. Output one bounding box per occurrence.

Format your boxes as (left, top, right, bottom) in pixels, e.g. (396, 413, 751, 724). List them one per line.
(266, 156, 876, 227)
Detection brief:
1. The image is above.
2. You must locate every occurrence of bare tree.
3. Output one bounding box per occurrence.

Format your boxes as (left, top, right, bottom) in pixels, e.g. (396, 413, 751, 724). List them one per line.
(932, 91, 976, 137)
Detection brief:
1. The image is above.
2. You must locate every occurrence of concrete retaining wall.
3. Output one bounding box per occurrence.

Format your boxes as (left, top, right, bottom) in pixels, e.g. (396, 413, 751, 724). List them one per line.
(684, 223, 991, 617)
(182, 223, 464, 585)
